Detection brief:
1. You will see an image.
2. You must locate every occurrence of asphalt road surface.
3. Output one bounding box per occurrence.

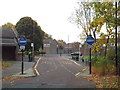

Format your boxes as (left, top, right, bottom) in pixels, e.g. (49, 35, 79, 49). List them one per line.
(3, 55, 96, 88)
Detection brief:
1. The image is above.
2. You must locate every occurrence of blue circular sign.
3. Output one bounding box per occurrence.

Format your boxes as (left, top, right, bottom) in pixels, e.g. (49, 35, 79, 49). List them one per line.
(86, 35, 94, 45)
(18, 37, 27, 46)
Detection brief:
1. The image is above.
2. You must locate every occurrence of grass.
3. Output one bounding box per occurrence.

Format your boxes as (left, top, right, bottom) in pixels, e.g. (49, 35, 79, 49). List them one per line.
(1, 61, 15, 70)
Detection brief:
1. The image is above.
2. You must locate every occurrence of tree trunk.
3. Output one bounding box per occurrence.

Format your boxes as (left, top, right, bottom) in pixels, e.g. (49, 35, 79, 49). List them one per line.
(105, 36, 109, 56)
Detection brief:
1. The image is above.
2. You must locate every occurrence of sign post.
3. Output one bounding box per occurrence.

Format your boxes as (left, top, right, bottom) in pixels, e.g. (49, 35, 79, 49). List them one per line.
(18, 36, 27, 74)
(86, 35, 94, 74)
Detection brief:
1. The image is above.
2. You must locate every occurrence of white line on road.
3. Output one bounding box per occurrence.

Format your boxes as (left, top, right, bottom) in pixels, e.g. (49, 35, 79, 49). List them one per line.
(67, 58, 81, 66)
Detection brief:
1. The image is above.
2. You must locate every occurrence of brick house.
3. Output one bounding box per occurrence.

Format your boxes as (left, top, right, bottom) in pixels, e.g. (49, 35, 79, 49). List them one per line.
(43, 39, 58, 54)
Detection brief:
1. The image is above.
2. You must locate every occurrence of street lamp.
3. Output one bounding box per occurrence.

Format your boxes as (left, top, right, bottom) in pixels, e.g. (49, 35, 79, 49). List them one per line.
(57, 45, 58, 54)
(31, 43, 34, 61)
(32, 20, 35, 61)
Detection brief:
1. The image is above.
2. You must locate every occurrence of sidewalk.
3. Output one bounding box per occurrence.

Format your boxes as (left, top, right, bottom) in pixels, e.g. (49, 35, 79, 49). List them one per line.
(2, 56, 40, 79)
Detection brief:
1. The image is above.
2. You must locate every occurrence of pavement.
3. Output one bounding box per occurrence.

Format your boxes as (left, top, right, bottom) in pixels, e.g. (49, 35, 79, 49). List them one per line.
(2, 54, 91, 79)
(2, 56, 40, 79)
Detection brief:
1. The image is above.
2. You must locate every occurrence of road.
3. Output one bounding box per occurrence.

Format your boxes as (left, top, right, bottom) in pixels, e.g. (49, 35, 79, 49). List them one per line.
(3, 55, 96, 88)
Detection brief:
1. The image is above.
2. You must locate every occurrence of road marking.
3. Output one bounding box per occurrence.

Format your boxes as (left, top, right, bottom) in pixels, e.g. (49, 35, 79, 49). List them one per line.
(62, 57, 88, 77)
(75, 67, 88, 77)
(62, 57, 81, 66)
(58, 60, 75, 76)
(34, 57, 41, 76)
(67, 59, 81, 66)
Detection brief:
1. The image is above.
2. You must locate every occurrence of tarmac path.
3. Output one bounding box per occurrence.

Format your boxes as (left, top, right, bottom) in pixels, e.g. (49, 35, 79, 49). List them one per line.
(2, 55, 96, 88)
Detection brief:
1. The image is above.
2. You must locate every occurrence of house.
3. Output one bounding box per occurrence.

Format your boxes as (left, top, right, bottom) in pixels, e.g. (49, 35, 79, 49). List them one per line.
(43, 39, 58, 54)
(0, 28, 19, 60)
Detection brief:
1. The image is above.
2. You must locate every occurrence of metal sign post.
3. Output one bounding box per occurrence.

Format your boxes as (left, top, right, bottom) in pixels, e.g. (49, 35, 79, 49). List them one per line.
(21, 49, 24, 74)
(18, 36, 27, 74)
(86, 35, 94, 74)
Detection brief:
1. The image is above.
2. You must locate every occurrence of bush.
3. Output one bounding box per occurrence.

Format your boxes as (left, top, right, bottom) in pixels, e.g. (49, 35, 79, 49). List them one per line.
(106, 47, 115, 60)
(92, 57, 115, 76)
(24, 51, 29, 55)
(118, 46, 120, 62)
(35, 51, 46, 55)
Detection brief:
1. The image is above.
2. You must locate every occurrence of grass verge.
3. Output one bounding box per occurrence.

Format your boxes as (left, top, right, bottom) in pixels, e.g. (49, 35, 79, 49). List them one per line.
(0, 61, 15, 70)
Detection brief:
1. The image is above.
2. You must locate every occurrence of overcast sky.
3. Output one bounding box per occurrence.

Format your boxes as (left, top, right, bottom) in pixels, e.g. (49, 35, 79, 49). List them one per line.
(0, 0, 84, 43)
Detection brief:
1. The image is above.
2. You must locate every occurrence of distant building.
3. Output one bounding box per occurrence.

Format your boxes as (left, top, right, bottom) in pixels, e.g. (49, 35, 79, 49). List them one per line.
(0, 28, 19, 60)
(43, 39, 58, 54)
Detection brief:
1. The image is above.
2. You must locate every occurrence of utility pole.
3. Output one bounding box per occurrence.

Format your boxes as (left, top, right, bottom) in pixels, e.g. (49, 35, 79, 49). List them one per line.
(115, 1, 118, 75)
(32, 21, 35, 61)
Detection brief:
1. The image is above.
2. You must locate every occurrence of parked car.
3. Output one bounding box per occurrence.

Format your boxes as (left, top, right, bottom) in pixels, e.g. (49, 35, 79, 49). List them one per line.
(71, 52, 82, 61)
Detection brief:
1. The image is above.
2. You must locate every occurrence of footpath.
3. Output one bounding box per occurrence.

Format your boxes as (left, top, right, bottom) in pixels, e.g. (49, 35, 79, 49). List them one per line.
(2, 56, 40, 79)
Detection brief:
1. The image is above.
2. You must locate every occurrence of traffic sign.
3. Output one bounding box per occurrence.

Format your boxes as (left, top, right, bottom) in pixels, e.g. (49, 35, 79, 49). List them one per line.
(86, 35, 94, 45)
(20, 46, 25, 50)
(18, 36, 27, 46)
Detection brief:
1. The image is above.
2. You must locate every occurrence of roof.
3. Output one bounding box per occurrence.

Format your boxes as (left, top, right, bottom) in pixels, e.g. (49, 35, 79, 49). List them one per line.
(0, 28, 18, 46)
(0, 38, 18, 46)
(0, 28, 18, 38)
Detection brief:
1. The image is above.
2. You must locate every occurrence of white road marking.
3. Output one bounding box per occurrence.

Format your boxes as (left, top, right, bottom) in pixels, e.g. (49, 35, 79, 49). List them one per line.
(75, 67, 88, 77)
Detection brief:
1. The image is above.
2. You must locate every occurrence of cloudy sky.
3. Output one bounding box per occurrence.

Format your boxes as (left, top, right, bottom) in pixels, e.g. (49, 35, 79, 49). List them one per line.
(0, 0, 84, 43)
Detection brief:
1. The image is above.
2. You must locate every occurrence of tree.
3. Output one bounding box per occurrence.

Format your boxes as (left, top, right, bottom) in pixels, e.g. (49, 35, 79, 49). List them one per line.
(69, 2, 102, 44)
(69, 1, 120, 56)
(2, 22, 15, 29)
(57, 40, 66, 50)
(69, 2, 92, 37)
(15, 16, 44, 51)
(69, 2, 100, 57)
(90, 2, 120, 55)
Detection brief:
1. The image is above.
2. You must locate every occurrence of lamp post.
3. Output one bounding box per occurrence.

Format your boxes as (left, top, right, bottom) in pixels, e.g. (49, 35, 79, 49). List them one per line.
(31, 43, 34, 61)
(32, 20, 35, 61)
(57, 45, 58, 54)
(115, 1, 118, 75)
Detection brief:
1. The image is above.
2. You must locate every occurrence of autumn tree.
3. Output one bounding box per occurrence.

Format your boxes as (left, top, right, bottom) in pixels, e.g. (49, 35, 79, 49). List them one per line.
(90, 2, 120, 55)
(69, 2, 92, 37)
(69, 1, 120, 56)
(57, 40, 66, 49)
(69, 2, 101, 57)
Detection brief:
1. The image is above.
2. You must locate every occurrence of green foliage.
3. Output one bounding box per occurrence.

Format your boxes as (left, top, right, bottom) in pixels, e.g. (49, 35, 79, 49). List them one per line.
(106, 47, 115, 60)
(2, 22, 15, 29)
(118, 46, 120, 61)
(15, 16, 44, 51)
(2, 61, 15, 69)
(92, 56, 115, 76)
(35, 51, 46, 55)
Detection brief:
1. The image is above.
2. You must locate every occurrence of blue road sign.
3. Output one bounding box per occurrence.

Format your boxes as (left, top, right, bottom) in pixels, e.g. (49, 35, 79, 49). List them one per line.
(86, 35, 94, 45)
(18, 37, 27, 46)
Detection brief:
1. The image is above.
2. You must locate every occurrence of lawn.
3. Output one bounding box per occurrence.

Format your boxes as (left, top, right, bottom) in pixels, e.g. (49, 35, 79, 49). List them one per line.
(0, 61, 15, 70)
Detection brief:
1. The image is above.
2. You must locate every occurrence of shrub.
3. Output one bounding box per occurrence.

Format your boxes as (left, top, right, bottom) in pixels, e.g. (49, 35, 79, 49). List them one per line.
(118, 46, 120, 62)
(24, 51, 29, 55)
(92, 57, 115, 76)
(35, 51, 46, 55)
(106, 47, 115, 60)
